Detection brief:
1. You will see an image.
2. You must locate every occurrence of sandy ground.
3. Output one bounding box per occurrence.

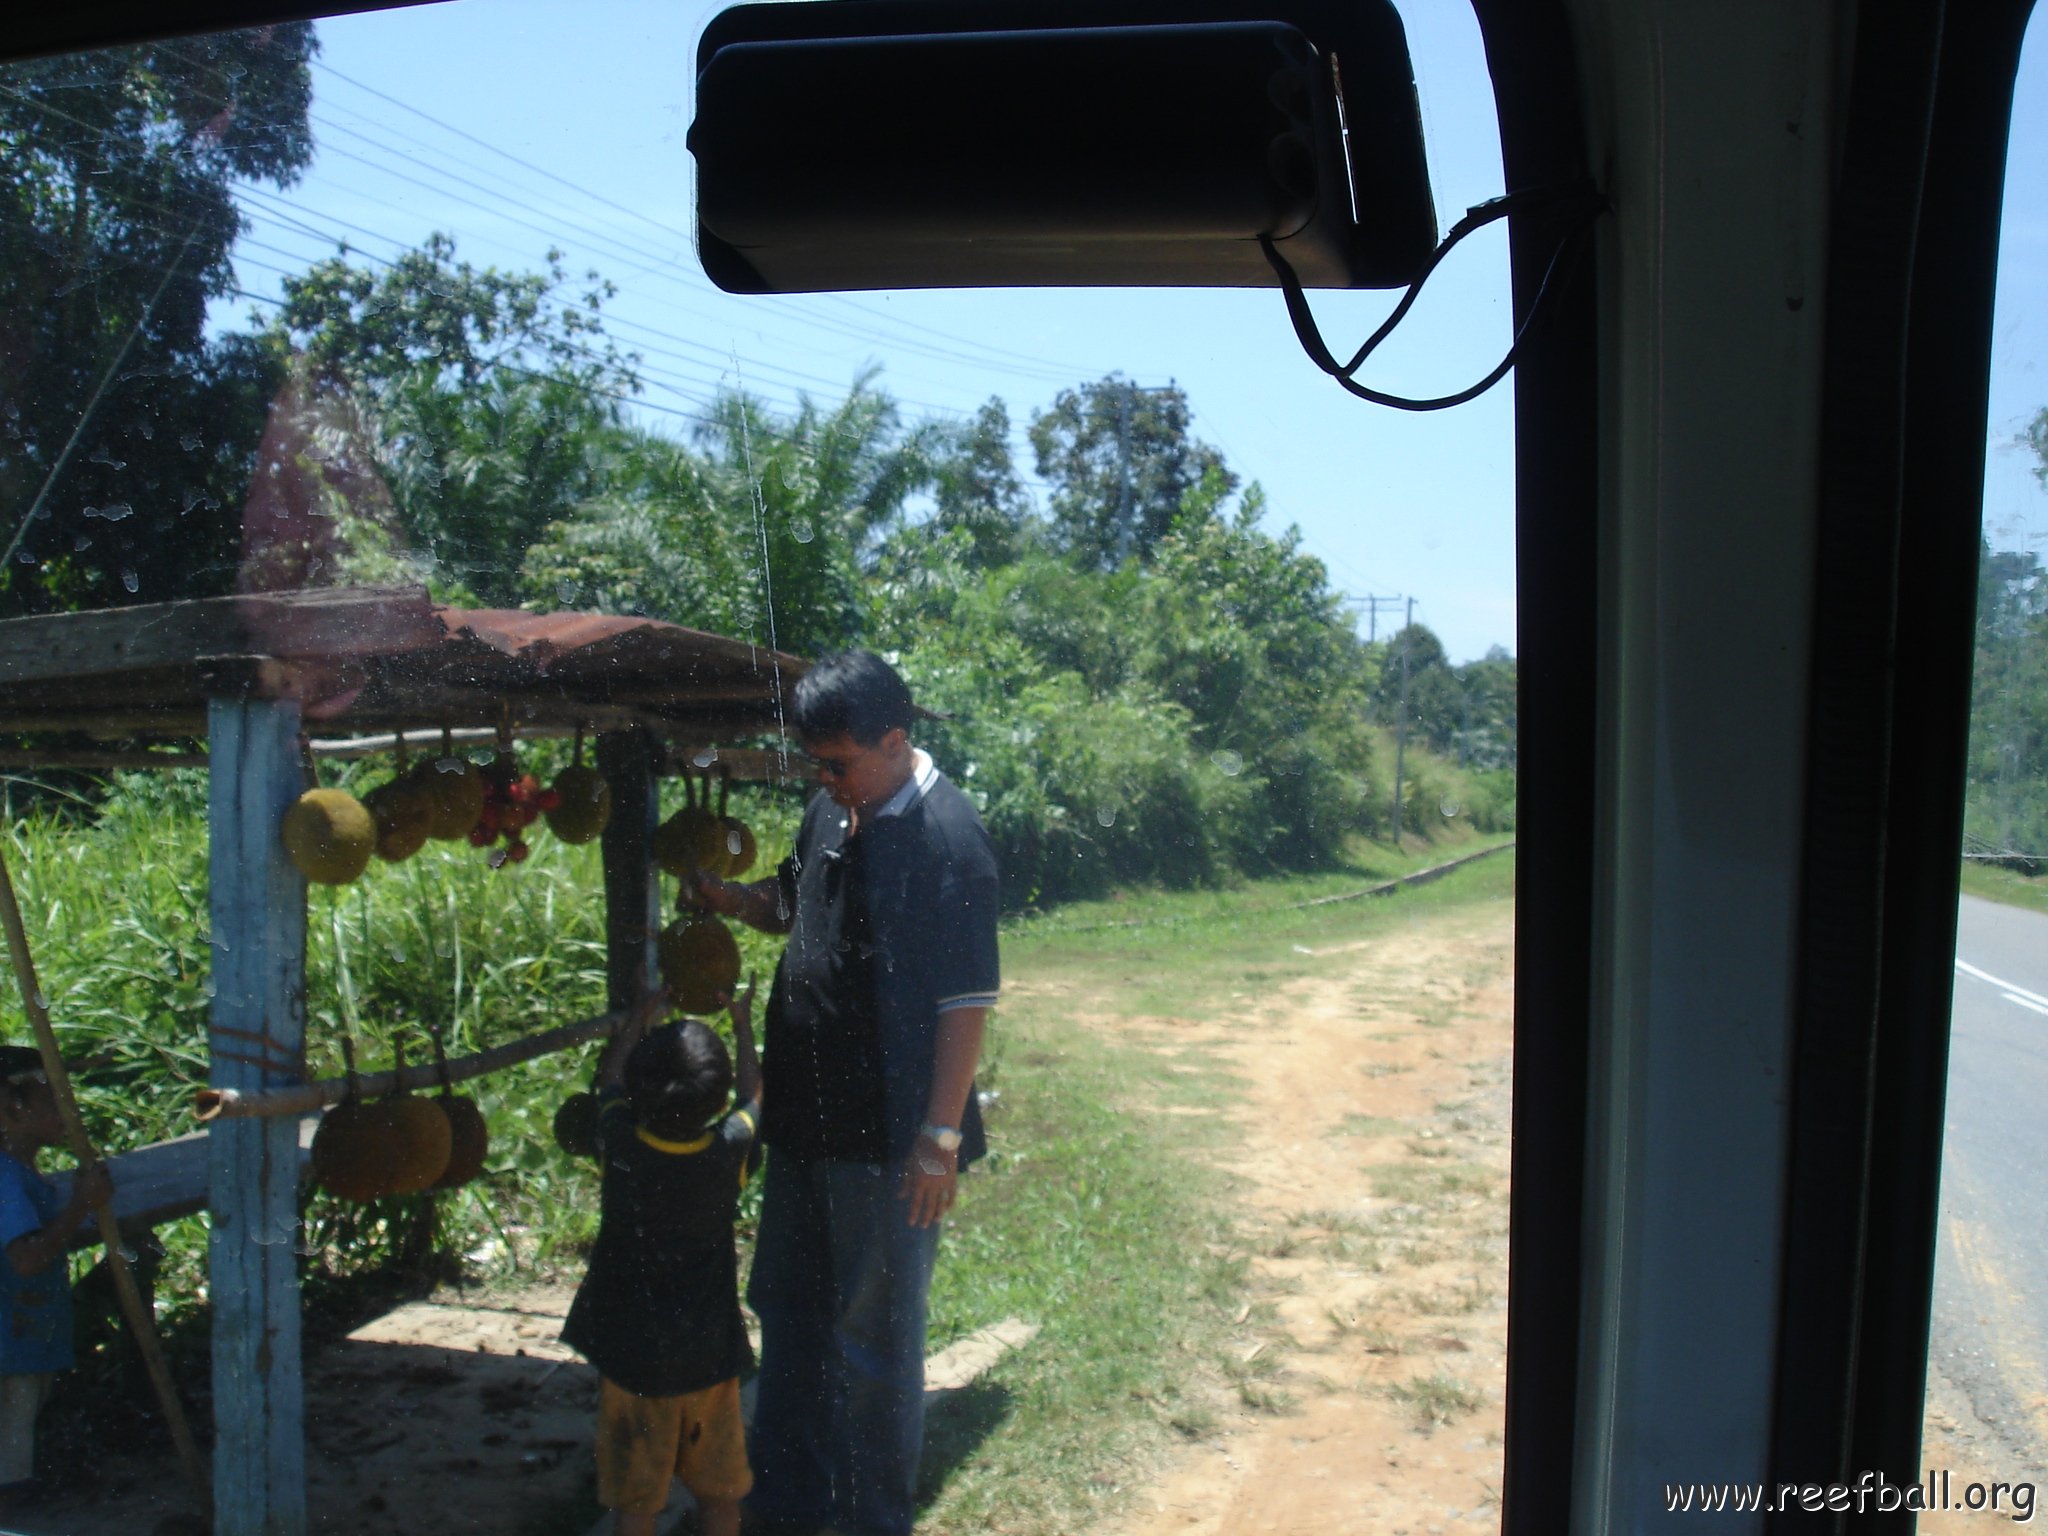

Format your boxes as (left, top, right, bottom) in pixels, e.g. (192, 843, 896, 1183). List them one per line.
(1088, 899, 1517, 1536)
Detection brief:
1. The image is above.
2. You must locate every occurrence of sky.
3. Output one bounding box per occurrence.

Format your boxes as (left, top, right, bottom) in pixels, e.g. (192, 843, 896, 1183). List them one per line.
(213, 0, 2048, 663)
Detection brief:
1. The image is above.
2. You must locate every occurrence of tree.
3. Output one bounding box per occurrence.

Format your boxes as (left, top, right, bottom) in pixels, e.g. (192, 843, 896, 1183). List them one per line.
(269, 235, 633, 604)
(0, 26, 318, 612)
(524, 375, 937, 659)
(1028, 375, 1235, 570)
(927, 396, 1031, 568)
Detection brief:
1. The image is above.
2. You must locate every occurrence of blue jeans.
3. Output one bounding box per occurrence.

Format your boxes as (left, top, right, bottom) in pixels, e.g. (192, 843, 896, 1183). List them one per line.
(745, 1152, 942, 1536)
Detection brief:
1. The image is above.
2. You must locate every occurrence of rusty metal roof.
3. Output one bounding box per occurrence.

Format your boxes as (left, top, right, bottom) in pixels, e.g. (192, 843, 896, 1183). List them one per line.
(0, 585, 807, 743)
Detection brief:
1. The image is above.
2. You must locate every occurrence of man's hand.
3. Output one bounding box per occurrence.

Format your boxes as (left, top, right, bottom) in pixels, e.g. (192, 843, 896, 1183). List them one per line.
(897, 1136, 958, 1228)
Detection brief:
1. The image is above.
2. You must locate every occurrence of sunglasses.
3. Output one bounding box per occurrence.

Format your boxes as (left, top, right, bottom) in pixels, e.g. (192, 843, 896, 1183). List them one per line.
(805, 751, 862, 779)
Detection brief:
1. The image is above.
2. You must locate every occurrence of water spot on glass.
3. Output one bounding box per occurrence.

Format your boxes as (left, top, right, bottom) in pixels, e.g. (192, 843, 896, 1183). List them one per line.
(692, 747, 718, 768)
(434, 756, 465, 775)
(472, 748, 497, 766)
(122, 568, 139, 593)
(203, 979, 217, 999)
(14, 551, 33, 565)
(31, 991, 47, 1012)
(134, 418, 155, 441)
(790, 518, 816, 544)
(180, 433, 202, 452)
(726, 829, 743, 857)
(1211, 749, 1245, 776)
(1439, 798, 1462, 819)
(1095, 806, 1117, 827)
(30, 505, 48, 520)
(556, 580, 578, 604)
(87, 449, 126, 470)
(89, 502, 134, 522)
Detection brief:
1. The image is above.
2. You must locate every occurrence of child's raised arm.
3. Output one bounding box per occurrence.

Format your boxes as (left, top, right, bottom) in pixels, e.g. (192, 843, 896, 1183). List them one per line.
(728, 977, 761, 1110)
(596, 986, 670, 1089)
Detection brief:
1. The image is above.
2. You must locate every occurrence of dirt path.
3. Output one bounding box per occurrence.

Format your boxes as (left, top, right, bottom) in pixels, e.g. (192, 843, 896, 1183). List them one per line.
(1078, 893, 2030, 1536)
(1092, 898, 1517, 1536)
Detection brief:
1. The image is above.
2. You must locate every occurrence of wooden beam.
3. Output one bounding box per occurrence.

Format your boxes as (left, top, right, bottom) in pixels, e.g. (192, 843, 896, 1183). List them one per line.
(207, 696, 309, 1536)
(0, 748, 208, 771)
(0, 585, 439, 689)
(599, 729, 663, 1014)
(53, 1122, 318, 1247)
(194, 1008, 625, 1122)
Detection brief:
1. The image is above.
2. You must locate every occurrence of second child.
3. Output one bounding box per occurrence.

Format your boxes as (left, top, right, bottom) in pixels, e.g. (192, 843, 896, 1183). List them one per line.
(562, 985, 760, 1536)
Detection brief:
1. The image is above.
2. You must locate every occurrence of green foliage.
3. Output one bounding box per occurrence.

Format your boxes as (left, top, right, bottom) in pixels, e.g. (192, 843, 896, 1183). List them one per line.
(1966, 534, 2048, 855)
(0, 761, 803, 1306)
(1028, 375, 1235, 570)
(0, 28, 317, 613)
(269, 234, 634, 603)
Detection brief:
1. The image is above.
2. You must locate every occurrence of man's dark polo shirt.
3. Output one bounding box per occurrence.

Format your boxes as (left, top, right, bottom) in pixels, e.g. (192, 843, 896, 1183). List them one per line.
(760, 755, 1000, 1167)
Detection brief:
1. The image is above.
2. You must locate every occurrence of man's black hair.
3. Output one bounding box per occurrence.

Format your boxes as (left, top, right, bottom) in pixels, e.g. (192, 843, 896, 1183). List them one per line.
(792, 650, 915, 746)
(624, 1020, 733, 1138)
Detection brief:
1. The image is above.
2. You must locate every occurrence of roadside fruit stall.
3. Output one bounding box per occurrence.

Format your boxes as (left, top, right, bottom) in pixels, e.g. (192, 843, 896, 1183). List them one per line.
(0, 583, 805, 1536)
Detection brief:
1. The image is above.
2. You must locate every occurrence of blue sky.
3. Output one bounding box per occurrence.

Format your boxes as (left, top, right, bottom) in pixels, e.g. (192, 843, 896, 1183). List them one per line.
(217, 0, 2047, 662)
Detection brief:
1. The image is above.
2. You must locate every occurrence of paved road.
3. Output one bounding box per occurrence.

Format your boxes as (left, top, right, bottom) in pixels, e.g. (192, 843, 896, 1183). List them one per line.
(1932, 894, 2048, 1470)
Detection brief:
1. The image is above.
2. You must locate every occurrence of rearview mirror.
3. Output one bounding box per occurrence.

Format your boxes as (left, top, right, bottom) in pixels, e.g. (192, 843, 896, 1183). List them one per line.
(689, 0, 1436, 293)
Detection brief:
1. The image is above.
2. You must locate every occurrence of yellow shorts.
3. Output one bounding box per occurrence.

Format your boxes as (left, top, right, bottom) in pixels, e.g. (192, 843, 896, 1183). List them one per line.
(596, 1375, 753, 1515)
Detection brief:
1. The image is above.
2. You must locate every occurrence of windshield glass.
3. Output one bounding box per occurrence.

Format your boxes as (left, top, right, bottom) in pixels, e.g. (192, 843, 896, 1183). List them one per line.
(0, 5, 1521, 1533)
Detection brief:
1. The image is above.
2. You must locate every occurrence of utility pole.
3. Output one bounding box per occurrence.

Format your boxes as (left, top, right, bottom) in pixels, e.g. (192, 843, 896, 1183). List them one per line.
(1360, 594, 1404, 644)
(1391, 596, 1414, 847)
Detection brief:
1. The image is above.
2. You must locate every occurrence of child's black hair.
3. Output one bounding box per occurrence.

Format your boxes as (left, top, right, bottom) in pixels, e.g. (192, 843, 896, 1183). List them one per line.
(624, 1020, 733, 1139)
(792, 650, 915, 746)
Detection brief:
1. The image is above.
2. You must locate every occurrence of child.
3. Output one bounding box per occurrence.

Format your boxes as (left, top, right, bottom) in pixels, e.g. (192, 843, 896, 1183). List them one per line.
(562, 985, 760, 1536)
(0, 1046, 112, 1506)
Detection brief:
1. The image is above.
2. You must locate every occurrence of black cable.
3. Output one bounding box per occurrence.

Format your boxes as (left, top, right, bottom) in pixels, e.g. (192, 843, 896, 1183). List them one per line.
(1262, 183, 1608, 412)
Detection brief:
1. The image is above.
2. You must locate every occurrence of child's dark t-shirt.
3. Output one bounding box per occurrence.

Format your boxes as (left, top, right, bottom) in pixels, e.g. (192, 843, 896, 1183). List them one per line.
(561, 1089, 759, 1398)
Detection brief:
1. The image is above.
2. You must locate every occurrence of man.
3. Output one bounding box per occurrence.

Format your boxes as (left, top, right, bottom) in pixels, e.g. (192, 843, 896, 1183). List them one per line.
(689, 650, 999, 1536)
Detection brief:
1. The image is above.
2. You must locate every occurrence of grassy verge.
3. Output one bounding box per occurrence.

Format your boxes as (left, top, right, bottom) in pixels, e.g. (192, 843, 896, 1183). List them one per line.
(1958, 860, 2048, 916)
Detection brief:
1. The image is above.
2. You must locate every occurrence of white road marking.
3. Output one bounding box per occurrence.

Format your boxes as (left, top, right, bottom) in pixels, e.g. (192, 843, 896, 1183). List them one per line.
(1955, 956, 2048, 1013)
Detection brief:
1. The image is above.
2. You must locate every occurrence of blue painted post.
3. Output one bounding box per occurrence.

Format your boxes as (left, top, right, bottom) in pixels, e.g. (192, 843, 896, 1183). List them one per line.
(207, 696, 308, 1536)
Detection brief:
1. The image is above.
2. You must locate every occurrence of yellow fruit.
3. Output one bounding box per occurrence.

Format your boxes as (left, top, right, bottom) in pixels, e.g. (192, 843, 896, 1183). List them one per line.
(383, 1094, 454, 1194)
(657, 913, 742, 1013)
(281, 789, 375, 886)
(720, 816, 758, 878)
(654, 806, 728, 878)
(364, 778, 433, 863)
(311, 1093, 450, 1200)
(419, 758, 488, 840)
(553, 1091, 601, 1158)
(429, 1095, 490, 1189)
(546, 764, 612, 845)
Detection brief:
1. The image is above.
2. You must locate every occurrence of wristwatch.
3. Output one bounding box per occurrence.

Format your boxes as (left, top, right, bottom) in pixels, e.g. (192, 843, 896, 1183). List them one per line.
(919, 1121, 963, 1153)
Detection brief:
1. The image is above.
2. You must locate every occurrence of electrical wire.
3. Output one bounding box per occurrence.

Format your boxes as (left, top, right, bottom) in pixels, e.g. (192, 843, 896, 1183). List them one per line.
(1261, 183, 1607, 412)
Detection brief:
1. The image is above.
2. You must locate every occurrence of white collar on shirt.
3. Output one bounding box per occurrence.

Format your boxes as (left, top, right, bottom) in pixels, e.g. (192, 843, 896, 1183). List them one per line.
(872, 747, 938, 821)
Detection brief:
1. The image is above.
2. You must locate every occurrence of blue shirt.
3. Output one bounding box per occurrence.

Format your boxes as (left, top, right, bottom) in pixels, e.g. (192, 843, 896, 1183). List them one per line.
(0, 1151, 72, 1375)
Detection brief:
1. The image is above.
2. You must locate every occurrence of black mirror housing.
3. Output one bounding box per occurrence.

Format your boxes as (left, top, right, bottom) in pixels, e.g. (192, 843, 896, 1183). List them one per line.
(690, 0, 1437, 293)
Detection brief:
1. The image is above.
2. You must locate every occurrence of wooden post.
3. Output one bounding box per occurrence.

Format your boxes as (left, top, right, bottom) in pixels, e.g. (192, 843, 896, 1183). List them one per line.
(207, 696, 309, 1536)
(598, 728, 662, 1014)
